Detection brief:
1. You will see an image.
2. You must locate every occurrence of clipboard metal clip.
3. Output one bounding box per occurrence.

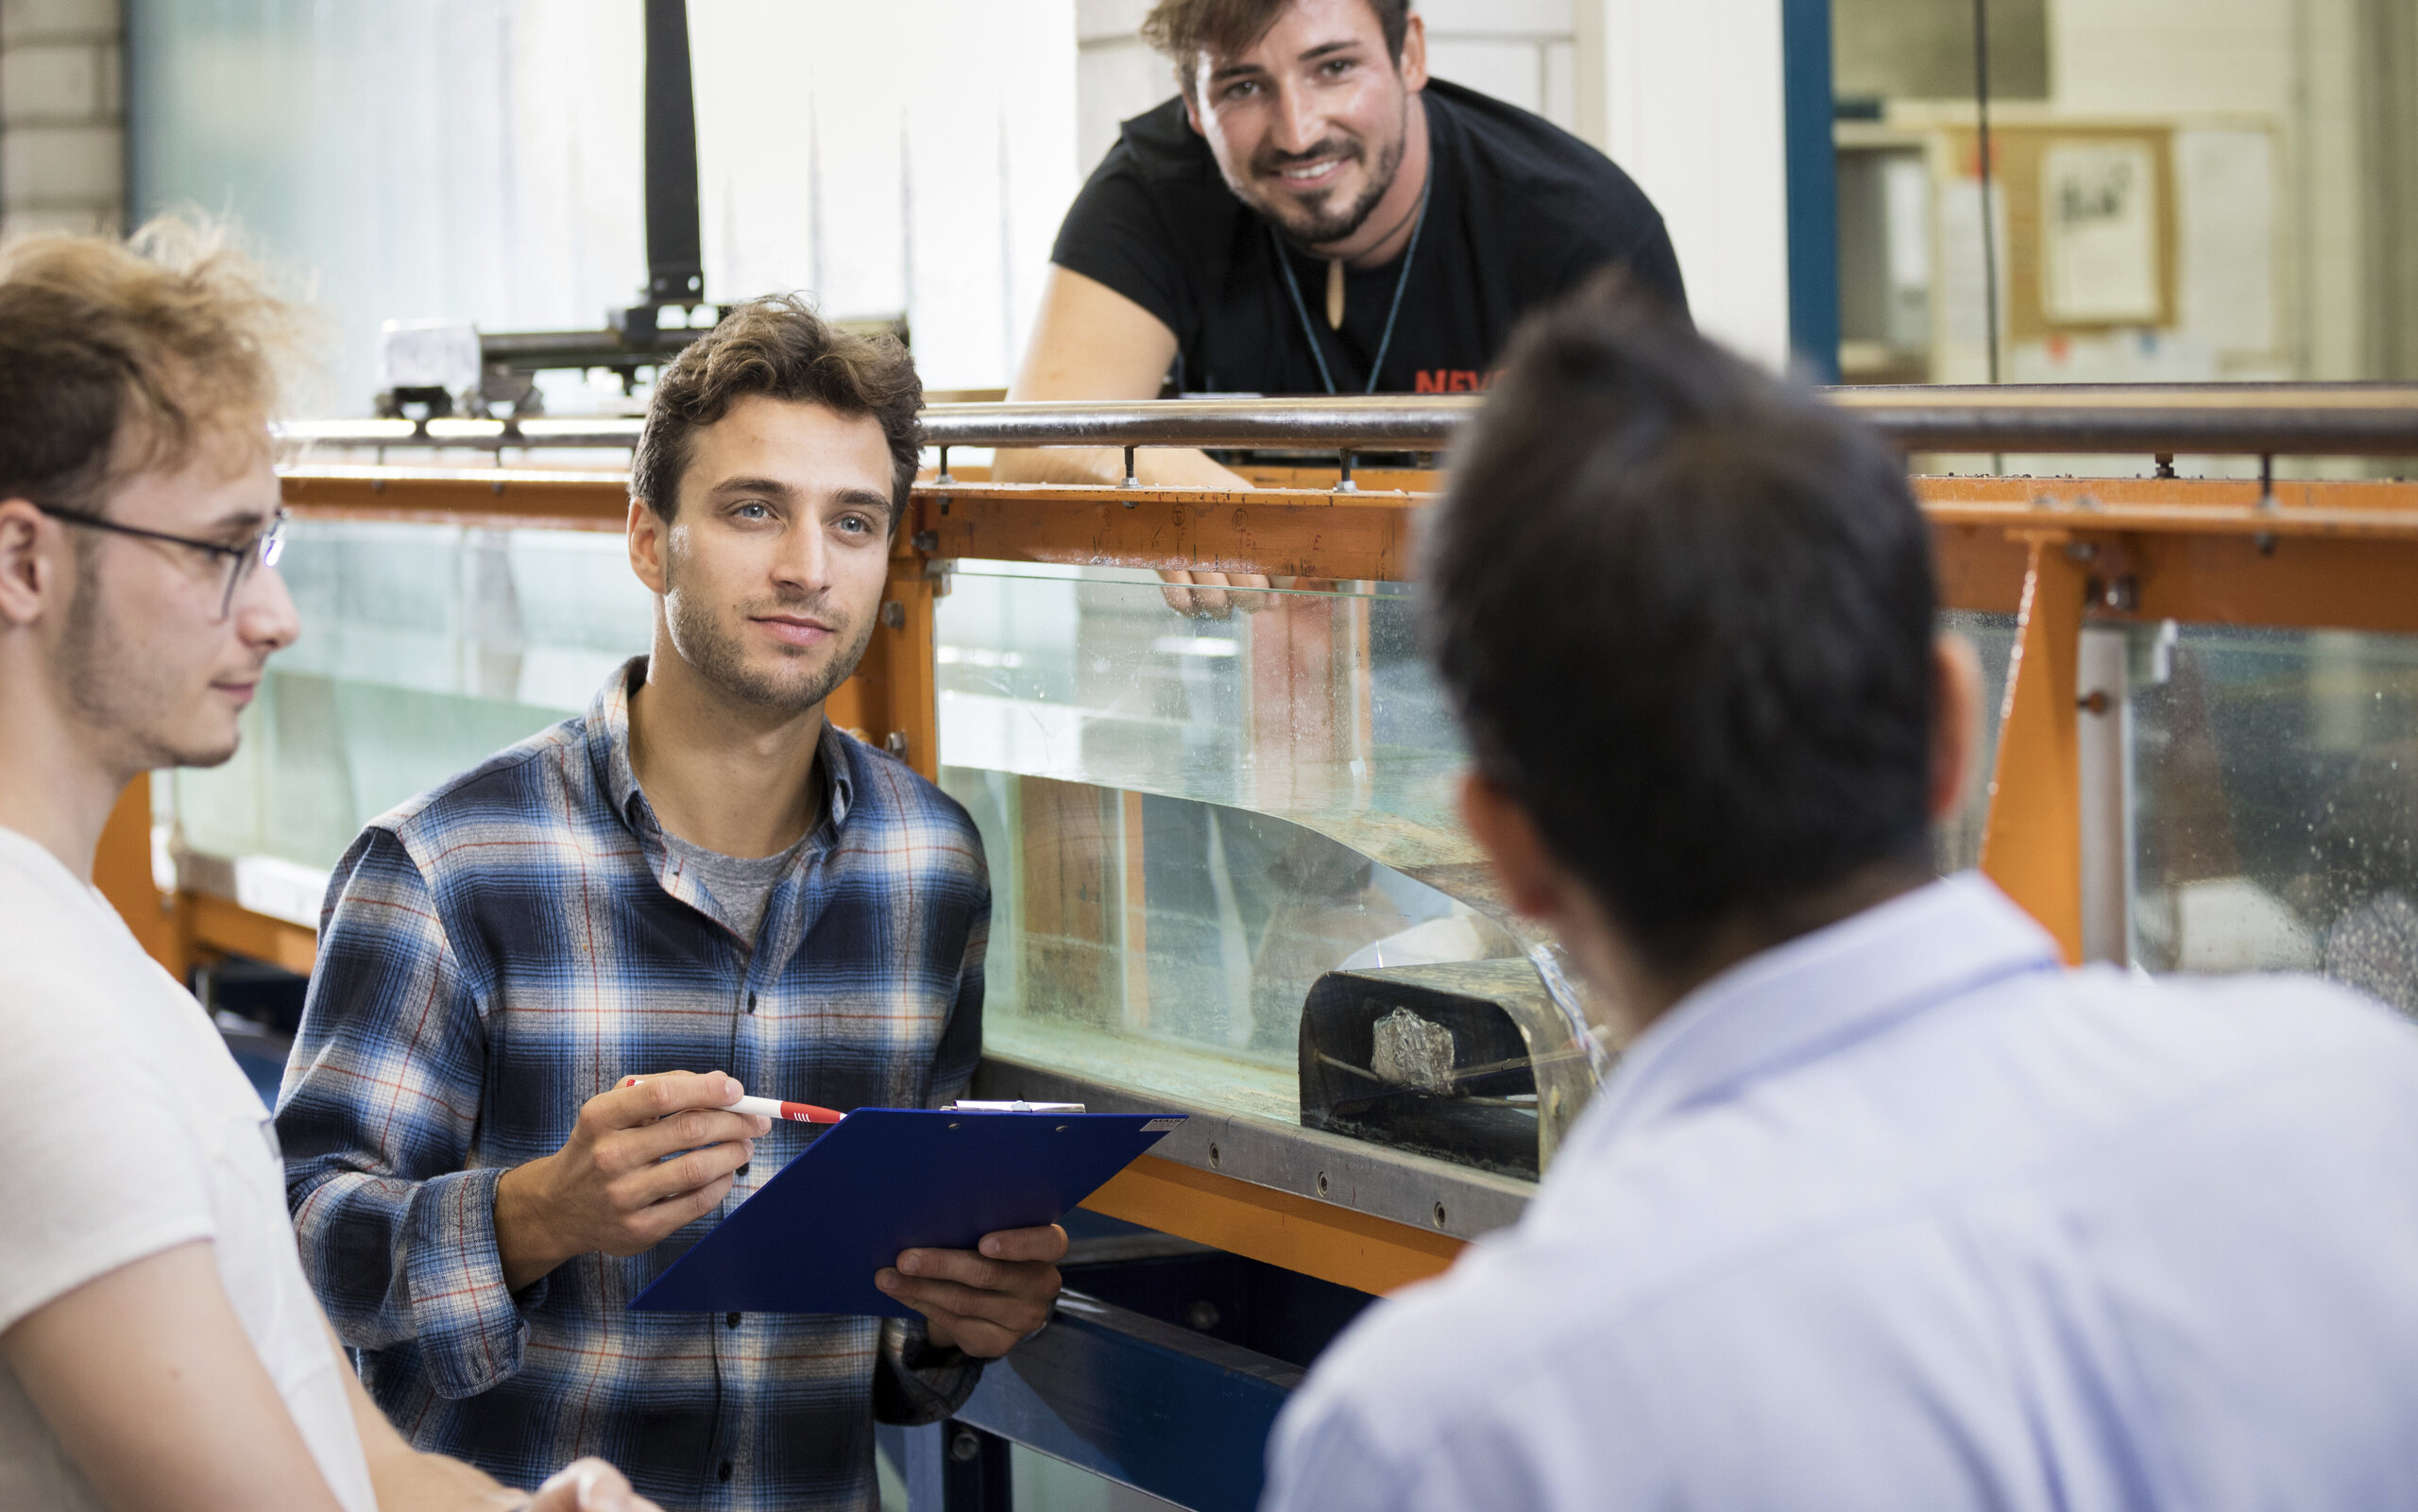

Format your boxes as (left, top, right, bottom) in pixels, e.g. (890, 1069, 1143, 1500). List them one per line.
(945, 1099, 1088, 1113)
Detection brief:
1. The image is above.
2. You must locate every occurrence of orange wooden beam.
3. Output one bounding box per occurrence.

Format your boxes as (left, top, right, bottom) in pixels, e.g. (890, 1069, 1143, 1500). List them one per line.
(911, 484, 1422, 582)
(187, 893, 319, 976)
(92, 774, 183, 977)
(1979, 536, 2090, 962)
(1080, 1154, 1464, 1297)
(821, 537, 939, 781)
(283, 466, 628, 529)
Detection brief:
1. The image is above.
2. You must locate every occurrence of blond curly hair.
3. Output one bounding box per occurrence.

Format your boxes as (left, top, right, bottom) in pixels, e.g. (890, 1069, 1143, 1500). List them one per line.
(0, 212, 317, 514)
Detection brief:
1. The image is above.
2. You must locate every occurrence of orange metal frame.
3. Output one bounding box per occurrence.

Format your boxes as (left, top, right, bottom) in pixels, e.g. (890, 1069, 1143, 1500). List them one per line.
(92, 461, 2418, 1297)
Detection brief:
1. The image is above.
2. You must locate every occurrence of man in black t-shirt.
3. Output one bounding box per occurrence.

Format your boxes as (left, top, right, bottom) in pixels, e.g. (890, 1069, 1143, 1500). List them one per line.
(996, 0, 1686, 610)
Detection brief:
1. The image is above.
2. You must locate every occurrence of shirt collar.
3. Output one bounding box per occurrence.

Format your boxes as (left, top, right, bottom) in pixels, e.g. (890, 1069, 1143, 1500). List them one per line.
(1577, 873, 2062, 1152)
(586, 655, 857, 841)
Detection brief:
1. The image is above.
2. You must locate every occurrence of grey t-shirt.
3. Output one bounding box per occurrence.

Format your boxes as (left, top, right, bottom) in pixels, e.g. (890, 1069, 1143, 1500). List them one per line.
(661, 829, 809, 943)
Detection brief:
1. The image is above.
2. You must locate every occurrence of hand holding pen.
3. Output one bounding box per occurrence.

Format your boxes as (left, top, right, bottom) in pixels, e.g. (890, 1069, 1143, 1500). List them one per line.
(490, 1069, 774, 1292)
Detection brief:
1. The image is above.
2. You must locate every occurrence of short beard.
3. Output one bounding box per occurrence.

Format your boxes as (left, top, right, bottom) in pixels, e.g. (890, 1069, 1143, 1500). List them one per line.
(54, 537, 237, 772)
(664, 556, 877, 716)
(1245, 108, 1408, 248)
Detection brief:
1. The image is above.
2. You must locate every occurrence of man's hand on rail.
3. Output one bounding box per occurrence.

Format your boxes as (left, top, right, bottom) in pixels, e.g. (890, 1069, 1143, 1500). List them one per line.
(1162, 569, 1278, 618)
(1000, 265, 1274, 619)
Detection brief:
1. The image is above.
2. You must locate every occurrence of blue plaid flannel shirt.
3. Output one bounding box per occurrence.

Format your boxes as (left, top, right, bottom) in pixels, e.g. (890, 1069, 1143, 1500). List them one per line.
(278, 658, 989, 1511)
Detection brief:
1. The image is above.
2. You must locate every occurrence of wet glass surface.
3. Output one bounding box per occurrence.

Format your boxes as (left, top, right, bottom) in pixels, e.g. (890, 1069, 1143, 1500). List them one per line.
(940, 570, 2023, 1122)
(934, 566, 1519, 1122)
(186, 522, 2304, 1144)
(2130, 625, 2418, 1018)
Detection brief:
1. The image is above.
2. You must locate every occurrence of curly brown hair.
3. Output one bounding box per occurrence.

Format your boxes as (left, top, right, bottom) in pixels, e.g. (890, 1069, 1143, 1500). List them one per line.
(1141, 0, 1411, 91)
(0, 214, 313, 517)
(631, 295, 923, 532)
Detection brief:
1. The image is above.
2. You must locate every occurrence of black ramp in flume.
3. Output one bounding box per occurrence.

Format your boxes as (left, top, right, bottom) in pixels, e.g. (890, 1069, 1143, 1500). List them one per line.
(630, 1109, 1185, 1317)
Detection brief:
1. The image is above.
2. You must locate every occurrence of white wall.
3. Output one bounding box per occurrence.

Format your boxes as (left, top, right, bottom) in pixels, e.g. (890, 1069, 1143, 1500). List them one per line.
(1598, 0, 1794, 369)
(690, 0, 1078, 395)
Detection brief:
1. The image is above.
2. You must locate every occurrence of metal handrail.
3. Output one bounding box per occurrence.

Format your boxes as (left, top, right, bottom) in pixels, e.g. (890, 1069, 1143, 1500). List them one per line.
(277, 383, 2418, 459)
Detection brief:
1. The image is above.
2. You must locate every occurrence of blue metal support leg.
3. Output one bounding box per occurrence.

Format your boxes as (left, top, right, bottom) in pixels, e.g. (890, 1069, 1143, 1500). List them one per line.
(889, 1419, 1012, 1512)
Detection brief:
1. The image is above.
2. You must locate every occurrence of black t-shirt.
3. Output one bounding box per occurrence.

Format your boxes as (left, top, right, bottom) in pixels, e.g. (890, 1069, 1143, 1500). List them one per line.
(1050, 78, 1688, 397)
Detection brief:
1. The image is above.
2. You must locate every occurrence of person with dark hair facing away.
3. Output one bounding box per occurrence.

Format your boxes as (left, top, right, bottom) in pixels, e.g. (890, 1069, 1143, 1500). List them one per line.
(279, 296, 1064, 1512)
(0, 219, 659, 1512)
(1261, 279, 2418, 1511)
(1000, 0, 1685, 614)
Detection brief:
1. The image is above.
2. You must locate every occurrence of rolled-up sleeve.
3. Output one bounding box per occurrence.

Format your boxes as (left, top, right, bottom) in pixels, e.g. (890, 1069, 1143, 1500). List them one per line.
(278, 825, 536, 1399)
(871, 1317, 982, 1426)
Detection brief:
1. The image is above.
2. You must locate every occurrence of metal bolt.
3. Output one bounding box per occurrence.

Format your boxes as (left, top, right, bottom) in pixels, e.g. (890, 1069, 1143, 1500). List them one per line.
(2102, 575, 2138, 613)
(935, 446, 954, 486)
(880, 600, 906, 630)
(884, 732, 911, 759)
(1207, 1142, 1221, 1168)
(2254, 531, 2278, 556)
(911, 530, 939, 553)
(1186, 1300, 1221, 1331)
(1336, 449, 1357, 492)
(1316, 1170, 1330, 1198)
(948, 1428, 981, 1463)
(1123, 445, 1140, 489)
(2065, 541, 2098, 563)
(1432, 1201, 1449, 1228)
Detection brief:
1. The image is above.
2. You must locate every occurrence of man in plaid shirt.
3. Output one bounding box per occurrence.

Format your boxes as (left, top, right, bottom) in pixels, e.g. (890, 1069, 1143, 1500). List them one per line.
(277, 297, 1064, 1510)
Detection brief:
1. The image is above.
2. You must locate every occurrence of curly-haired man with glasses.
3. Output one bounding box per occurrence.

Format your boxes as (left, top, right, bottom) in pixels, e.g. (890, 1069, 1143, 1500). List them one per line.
(0, 223, 660, 1511)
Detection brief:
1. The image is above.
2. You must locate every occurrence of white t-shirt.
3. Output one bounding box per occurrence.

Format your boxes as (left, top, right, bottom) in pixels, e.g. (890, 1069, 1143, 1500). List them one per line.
(0, 824, 375, 1512)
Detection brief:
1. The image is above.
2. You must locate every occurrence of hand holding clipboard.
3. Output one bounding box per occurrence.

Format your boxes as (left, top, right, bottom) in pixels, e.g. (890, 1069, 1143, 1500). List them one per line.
(630, 1100, 1185, 1330)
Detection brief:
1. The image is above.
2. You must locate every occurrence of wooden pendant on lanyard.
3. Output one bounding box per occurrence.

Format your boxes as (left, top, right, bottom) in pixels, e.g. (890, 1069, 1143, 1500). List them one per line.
(1326, 259, 1346, 330)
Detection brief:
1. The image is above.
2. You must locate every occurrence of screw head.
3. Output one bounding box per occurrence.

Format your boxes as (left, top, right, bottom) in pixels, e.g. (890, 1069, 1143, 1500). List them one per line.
(948, 1428, 981, 1462)
(1207, 1142, 1220, 1167)
(1316, 1170, 1330, 1198)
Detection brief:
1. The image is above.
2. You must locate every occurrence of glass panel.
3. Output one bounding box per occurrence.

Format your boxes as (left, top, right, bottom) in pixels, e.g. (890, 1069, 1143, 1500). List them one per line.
(935, 567, 1515, 1125)
(939, 567, 2025, 1126)
(173, 526, 2033, 1141)
(170, 519, 652, 874)
(2131, 624, 2418, 1017)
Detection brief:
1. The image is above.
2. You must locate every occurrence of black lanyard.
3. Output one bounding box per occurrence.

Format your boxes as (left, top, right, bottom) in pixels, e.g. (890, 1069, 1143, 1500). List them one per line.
(1271, 177, 1431, 396)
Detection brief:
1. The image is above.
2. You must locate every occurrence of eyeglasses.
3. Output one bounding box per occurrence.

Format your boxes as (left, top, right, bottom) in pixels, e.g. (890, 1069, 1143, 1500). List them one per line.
(32, 501, 289, 620)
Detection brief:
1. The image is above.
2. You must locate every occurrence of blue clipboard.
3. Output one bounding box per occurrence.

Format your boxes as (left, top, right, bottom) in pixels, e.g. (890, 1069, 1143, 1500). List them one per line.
(629, 1107, 1185, 1317)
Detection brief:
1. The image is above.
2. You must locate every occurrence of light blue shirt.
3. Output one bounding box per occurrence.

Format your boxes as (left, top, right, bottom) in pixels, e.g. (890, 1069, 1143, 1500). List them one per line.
(1264, 874, 2418, 1511)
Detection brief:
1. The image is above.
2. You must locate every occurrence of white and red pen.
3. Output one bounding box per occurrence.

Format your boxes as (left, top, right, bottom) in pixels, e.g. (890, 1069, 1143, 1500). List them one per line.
(619, 1077, 1087, 1123)
(619, 1076, 844, 1125)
